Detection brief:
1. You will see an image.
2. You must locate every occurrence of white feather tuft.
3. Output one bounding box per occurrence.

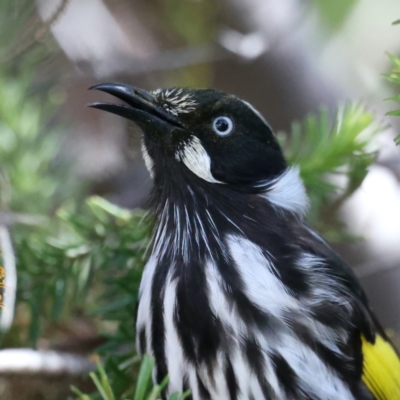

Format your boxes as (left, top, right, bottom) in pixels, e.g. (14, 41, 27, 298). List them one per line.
(263, 167, 309, 217)
(151, 88, 197, 115)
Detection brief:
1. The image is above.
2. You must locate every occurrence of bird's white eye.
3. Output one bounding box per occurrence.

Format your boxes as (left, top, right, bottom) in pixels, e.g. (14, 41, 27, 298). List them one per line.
(212, 116, 233, 136)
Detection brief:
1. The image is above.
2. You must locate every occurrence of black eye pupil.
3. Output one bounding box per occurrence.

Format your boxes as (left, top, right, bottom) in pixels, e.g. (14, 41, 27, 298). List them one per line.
(216, 118, 229, 132)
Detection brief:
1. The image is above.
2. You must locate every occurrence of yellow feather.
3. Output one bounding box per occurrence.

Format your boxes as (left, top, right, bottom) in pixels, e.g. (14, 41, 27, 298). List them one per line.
(362, 334, 400, 399)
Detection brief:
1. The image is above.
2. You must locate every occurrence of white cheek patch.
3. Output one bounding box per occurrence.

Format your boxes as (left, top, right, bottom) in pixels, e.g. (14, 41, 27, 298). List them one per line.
(176, 136, 223, 184)
(141, 141, 154, 179)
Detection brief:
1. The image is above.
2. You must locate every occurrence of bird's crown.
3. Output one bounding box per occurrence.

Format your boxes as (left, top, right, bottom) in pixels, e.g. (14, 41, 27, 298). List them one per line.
(150, 87, 197, 116)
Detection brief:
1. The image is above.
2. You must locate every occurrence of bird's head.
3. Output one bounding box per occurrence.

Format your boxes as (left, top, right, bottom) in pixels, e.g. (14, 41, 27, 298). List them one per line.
(89, 83, 287, 188)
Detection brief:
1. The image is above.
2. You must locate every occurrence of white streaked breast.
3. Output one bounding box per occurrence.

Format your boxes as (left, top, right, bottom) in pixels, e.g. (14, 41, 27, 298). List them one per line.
(205, 258, 284, 399)
(136, 255, 157, 355)
(164, 273, 187, 395)
(277, 334, 354, 400)
(198, 352, 231, 399)
(226, 235, 299, 318)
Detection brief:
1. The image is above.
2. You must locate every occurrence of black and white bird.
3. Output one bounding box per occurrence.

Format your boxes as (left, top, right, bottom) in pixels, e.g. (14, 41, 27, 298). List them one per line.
(90, 84, 400, 400)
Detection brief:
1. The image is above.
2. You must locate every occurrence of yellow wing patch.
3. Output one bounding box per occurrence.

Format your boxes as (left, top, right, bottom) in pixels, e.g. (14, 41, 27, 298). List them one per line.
(362, 334, 400, 399)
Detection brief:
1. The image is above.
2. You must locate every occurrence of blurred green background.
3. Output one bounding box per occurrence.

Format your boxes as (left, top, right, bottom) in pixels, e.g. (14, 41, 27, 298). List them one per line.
(0, 1, 400, 399)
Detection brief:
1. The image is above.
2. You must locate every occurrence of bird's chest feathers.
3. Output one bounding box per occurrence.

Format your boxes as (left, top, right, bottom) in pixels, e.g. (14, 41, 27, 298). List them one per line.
(136, 187, 357, 400)
(144, 186, 304, 328)
(139, 189, 304, 346)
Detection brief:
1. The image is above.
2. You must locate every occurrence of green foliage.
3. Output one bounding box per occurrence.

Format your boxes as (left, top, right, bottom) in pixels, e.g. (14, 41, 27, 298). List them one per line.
(0, 2, 80, 219)
(0, 30, 84, 347)
(0, 74, 77, 215)
(0, 0, 65, 71)
(162, 0, 217, 45)
(279, 104, 382, 239)
(160, 0, 216, 88)
(11, 197, 151, 349)
(72, 356, 190, 400)
(0, 1, 36, 61)
(312, 0, 358, 31)
(383, 52, 400, 144)
(0, 4, 87, 348)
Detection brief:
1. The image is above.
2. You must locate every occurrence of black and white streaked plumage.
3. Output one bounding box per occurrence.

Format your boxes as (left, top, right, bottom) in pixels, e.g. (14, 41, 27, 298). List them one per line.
(89, 84, 400, 400)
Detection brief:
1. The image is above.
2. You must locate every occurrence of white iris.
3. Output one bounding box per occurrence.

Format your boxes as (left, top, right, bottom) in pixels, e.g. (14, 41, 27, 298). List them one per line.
(212, 116, 233, 136)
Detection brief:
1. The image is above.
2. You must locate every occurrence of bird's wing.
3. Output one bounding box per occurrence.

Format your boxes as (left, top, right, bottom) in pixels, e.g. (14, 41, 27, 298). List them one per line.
(301, 227, 400, 400)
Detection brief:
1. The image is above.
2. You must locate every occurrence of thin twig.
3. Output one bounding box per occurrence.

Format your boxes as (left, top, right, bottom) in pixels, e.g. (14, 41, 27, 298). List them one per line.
(41, 0, 71, 29)
(125, 44, 228, 77)
(0, 211, 47, 227)
(1, 0, 71, 63)
(0, 225, 16, 332)
(0, 349, 95, 375)
(121, 33, 269, 77)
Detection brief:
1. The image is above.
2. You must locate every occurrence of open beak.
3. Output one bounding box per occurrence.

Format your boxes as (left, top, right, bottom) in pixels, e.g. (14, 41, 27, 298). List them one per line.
(88, 83, 183, 134)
